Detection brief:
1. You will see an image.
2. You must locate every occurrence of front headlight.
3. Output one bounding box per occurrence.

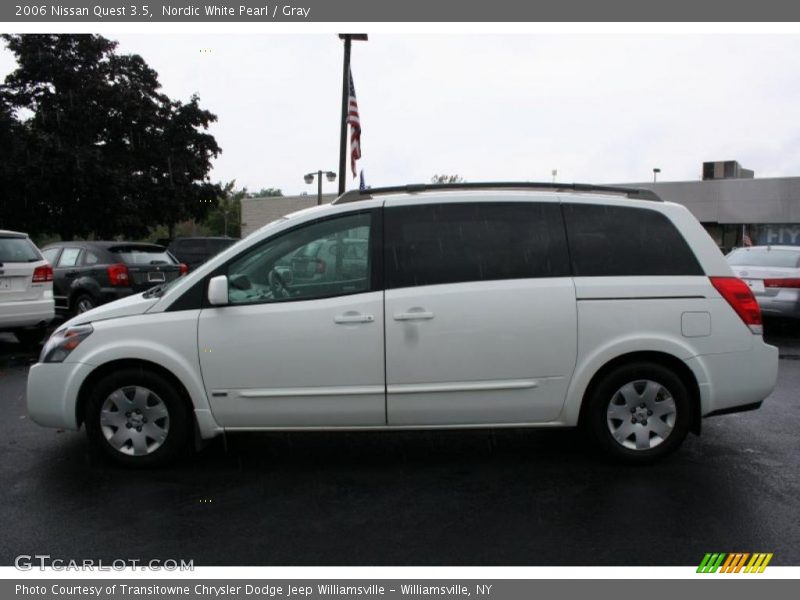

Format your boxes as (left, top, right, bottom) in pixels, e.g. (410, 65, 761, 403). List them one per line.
(39, 324, 94, 363)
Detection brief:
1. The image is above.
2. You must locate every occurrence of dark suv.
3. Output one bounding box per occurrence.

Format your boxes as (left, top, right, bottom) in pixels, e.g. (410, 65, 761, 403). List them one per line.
(41, 242, 187, 315)
(167, 237, 237, 272)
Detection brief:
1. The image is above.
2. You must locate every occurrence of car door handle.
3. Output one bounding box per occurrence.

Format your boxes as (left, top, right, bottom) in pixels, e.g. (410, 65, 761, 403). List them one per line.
(393, 311, 435, 321)
(334, 313, 375, 324)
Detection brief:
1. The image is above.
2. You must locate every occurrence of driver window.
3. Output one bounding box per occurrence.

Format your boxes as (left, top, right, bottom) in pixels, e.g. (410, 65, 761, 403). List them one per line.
(226, 212, 372, 305)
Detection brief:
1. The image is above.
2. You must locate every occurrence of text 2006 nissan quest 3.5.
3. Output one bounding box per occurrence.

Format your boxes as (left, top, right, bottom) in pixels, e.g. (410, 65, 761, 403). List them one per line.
(26, 183, 779, 466)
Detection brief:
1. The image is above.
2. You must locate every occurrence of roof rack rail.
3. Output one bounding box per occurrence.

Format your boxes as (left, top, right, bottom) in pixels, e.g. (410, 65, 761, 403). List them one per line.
(332, 181, 662, 205)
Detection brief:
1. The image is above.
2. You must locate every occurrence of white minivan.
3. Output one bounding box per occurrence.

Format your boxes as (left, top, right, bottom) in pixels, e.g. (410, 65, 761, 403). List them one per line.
(26, 183, 779, 466)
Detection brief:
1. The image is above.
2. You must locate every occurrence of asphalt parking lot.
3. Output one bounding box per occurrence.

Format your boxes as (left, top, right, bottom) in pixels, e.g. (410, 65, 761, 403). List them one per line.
(1, 320, 799, 567)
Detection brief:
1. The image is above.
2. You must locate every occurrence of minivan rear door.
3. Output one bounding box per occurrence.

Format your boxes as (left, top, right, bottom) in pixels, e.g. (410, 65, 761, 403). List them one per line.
(383, 198, 578, 425)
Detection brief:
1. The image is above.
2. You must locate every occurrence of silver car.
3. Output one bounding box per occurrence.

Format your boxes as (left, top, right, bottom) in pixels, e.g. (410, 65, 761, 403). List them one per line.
(727, 245, 800, 318)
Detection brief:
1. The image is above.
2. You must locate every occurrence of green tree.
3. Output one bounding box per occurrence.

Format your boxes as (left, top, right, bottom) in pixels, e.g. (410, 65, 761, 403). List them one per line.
(203, 181, 247, 238)
(247, 187, 283, 198)
(1, 34, 222, 239)
(0, 90, 30, 231)
(148, 95, 222, 239)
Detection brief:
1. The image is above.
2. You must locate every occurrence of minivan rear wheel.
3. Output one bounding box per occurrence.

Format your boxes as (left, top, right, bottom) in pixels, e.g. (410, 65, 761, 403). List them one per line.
(586, 362, 691, 463)
(84, 368, 190, 467)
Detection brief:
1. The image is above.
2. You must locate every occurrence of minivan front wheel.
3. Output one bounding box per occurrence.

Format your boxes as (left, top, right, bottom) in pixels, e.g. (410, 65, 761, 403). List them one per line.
(85, 368, 190, 467)
(586, 362, 691, 463)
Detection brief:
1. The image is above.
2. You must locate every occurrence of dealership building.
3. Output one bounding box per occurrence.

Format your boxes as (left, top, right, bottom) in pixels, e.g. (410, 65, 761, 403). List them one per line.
(241, 161, 800, 252)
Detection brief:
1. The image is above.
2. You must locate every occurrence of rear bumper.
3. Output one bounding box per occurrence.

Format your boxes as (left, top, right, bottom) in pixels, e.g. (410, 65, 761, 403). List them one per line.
(0, 297, 55, 330)
(755, 292, 800, 319)
(686, 341, 779, 417)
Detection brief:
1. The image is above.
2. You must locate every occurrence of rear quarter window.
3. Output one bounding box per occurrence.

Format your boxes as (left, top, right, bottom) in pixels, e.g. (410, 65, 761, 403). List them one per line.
(562, 204, 704, 276)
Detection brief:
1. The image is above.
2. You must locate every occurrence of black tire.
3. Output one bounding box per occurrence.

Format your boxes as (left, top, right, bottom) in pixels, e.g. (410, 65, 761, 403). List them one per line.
(72, 293, 96, 315)
(84, 368, 192, 467)
(13, 327, 45, 349)
(584, 362, 692, 464)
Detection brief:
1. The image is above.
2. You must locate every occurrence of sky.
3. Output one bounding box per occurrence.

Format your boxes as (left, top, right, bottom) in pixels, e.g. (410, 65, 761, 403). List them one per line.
(3, 33, 800, 195)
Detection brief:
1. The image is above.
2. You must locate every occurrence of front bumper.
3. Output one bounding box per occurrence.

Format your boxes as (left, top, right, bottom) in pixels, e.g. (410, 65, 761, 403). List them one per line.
(26, 361, 94, 430)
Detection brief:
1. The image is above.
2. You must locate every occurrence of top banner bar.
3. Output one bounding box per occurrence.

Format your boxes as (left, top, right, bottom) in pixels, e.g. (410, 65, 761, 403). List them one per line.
(3, 0, 800, 22)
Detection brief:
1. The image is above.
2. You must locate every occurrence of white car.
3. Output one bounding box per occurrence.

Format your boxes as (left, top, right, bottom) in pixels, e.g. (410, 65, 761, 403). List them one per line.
(26, 183, 779, 466)
(0, 230, 55, 346)
(726, 245, 800, 319)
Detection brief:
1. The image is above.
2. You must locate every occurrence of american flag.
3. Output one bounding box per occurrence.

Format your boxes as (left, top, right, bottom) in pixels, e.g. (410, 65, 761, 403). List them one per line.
(347, 69, 361, 177)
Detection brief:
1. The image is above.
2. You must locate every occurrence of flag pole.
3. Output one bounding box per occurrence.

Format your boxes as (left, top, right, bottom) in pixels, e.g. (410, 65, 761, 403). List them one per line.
(337, 34, 367, 196)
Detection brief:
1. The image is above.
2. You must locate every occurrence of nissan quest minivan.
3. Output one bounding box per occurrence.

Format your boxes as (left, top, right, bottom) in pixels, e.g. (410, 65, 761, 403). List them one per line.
(26, 183, 779, 466)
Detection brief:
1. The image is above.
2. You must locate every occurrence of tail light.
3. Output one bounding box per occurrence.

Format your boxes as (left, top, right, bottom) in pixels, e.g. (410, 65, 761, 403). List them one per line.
(315, 259, 326, 274)
(764, 278, 800, 289)
(710, 277, 763, 335)
(32, 264, 53, 283)
(179, 263, 189, 276)
(107, 263, 129, 286)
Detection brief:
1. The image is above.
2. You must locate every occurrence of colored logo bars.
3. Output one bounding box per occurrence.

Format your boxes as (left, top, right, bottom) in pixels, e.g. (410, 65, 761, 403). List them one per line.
(697, 552, 773, 573)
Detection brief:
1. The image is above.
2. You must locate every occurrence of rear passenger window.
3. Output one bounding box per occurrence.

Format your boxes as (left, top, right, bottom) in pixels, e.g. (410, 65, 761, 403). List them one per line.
(562, 204, 703, 276)
(57, 248, 82, 267)
(385, 202, 570, 289)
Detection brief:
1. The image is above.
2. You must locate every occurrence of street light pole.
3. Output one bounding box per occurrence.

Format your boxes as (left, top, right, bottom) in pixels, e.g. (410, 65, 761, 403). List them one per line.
(653, 167, 661, 183)
(305, 170, 337, 205)
(337, 34, 367, 195)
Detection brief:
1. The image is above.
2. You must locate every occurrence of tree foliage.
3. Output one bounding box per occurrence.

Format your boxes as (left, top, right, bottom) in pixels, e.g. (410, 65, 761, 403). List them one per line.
(203, 180, 245, 238)
(0, 34, 222, 240)
(201, 183, 283, 238)
(247, 187, 283, 198)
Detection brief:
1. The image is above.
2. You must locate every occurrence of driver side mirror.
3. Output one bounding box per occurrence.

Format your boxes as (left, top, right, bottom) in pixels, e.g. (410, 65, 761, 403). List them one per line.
(207, 275, 229, 306)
